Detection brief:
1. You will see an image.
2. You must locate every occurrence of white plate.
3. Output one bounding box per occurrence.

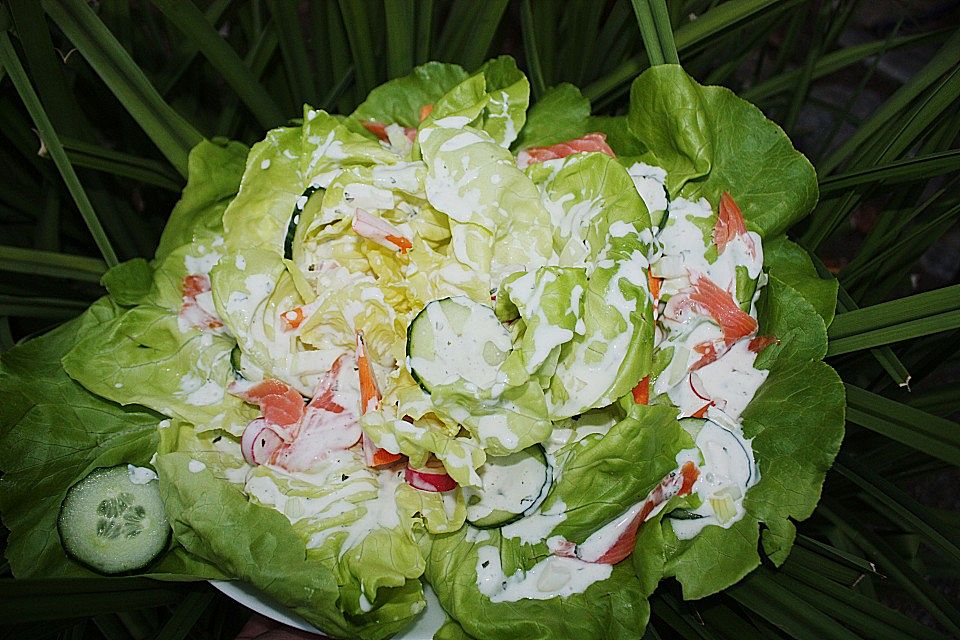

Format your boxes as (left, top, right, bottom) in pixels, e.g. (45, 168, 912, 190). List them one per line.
(210, 579, 446, 640)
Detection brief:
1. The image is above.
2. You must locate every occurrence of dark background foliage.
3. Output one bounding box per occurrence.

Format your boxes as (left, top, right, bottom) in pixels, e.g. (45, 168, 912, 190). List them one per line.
(1, 1, 959, 639)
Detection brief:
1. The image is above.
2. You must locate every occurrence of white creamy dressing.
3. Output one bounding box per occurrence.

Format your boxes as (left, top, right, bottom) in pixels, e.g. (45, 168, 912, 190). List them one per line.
(678, 341, 768, 420)
(670, 419, 759, 539)
(626, 162, 668, 221)
(188, 459, 207, 473)
(504, 270, 575, 373)
(245, 453, 404, 558)
(475, 545, 611, 602)
(501, 499, 567, 544)
(127, 465, 158, 485)
(176, 372, 226, 407)
(549, 244, 647, 416)
(652, 197, 762, 301)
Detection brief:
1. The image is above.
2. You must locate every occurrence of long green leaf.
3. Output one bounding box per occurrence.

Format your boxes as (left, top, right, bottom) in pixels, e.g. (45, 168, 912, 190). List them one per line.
(844, 384, 960, 466)
(820, 149, 960, 194)
(151, 0, 285, 129)
(8, 0, 87, 137)
(383, 0, 415, 79)
(0, 31, 118, 267)
(631, 0, 665, 66)
(829, 285, 960, 339)
(153, 592, 215, 640)
(584, 0, 796, 103)
(0, 580, 185, 622)
(41, 0, 202, 177)
(836, 457, 960, 564)
(267, 0, 316, 104)
(779, 562, 950, 640)
(45, 137, 184, 192)
(0, 245, 106, 282)
(519, 0, 546, 99)
(820, 502, 960, 637)
(337, 0, 378, 99)
(817, 28, 960, 176)
(727, 568, 863, 640)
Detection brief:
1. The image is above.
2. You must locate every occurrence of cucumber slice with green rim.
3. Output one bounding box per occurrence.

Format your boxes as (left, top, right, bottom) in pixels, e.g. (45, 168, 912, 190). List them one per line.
(463, 444, 551, 529)
(406, 296, 512, 395)
(284, 184, 322, 259)
(58, 465, 171, 574)
(230, 344, 244, 380)
(666, 508, 706, 520)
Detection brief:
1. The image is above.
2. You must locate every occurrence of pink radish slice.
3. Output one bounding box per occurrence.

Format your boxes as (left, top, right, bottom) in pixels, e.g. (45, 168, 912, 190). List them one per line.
(241, 418, 284, 465)
(404, 465, 457, 492)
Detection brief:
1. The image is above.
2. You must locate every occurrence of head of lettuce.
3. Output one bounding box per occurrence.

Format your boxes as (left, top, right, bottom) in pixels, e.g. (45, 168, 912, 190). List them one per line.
(0, 58, 842, 640)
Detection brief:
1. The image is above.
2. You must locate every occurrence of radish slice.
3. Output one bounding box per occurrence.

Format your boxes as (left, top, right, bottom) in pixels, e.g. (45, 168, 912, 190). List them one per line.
(241, 418, 283, 465)
(404, 465, 457, 492)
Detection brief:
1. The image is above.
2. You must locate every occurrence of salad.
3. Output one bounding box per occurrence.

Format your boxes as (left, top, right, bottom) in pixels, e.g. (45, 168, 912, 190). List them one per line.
(0, 59, 845, 640)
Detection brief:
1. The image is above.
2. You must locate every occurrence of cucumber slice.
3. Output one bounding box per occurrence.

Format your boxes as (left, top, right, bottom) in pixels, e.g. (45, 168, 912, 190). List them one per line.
(284, 184, 321, 259)
(407, 296, 512, 394)
(666, 508, 705, 520)
(464, 445, 551, 529)
(58, 465, 171, 575)
(230, 344, 244, 380)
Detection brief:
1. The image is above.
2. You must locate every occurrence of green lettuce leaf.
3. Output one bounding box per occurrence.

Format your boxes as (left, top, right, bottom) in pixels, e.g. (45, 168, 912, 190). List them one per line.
(156, 451, 422, 640)
(0, 300, 221, 579)
(526, 152, 654, 417)
(352, 61, 469, 127)
(628, 65, 818, 238)
(425, 527, 651, 640)
(657, 271, 844, 598)
(62, 303, 253, 435)
(763, 236, 839, 325)
(156, 139, 249, 260)
(544, 404, 691, 543)
(514, 83, 591, 150)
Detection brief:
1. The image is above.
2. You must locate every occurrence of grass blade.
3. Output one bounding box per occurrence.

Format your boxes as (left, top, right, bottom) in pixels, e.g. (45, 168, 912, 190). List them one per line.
(7, 0, 87, 137)
(0, 31, 118, 267)
(0, 582, 184, 622)
(519, 0, 546, 99)
(845, 383, 960, 466)
(820, 501, 960, 637)
(154, 592, 215, 640)
(383, 0, 415, 78)
(584, 0, 797, 104)
(45, 137, 184, 192)
(820, 149, 960, 194)
(631, 0, 665, 66)
(828, 310, 960, 355)
(648, 0, 679, 64)
(337, 0, 378, 99)
(836, 457, 960, 564)
(727, 568, 863, 640)
(817, 28, 960, 176)
(829, 285, 960, 340)
(266, 0, 315, 106)
(776, 563, 949, 640)
(742, 28, 951, 102)
(151, 0, 285, 129)
(41, 0, 202, 177)
(0, 245, 106, 282)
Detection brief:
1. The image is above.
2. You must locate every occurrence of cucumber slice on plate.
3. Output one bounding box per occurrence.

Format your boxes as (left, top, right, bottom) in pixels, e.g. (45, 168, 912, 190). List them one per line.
(464, 444, 551, 529)
(407, 296, 512, 394)
(58, 465, 171, 574)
